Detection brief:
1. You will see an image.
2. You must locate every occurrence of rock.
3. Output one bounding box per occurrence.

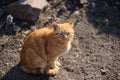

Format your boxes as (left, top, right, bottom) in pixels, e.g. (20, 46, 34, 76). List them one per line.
(73, 10, 80, 16)
(91, 2, 96, 8)
(18, 47, 22, 52)
(24, 30, 31, 35)
(100, 69, 107, 75)
(6, 15, 14, 25)
(19, 0, 48, 9)
(31, 26, 37, 31)
(80, 0, 87, 4)
(6, 0, 48, 22)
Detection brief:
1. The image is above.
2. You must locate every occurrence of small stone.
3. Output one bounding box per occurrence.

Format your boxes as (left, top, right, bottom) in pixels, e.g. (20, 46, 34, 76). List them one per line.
(73, 10, 80, 16)
(65, 67, 74, 72)
(80, 0, 88, 4)
(0, 71, 5, 77)
(104, 18, 109, 26)
(31, 26, 37, 31)
(82, 59, 85, 62)
(118, 73, 120, 79)
(75, 47, 80, 52)
(24, 30, 31, 35)
(19, 0, 48, 9)
(5, 62, 10, 66)
(18, 47, 22, 52)
(100, 69, 107, 75)
(6, 15, 14, 25)
(91, 2, 96, 8)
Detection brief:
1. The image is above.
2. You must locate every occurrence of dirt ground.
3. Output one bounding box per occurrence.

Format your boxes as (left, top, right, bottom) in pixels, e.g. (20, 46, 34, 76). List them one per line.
(0, 0, 120, 80)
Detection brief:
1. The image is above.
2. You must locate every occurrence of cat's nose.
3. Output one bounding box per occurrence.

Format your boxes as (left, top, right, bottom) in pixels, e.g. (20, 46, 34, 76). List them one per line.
(63, 34, 69, 41)
(64, 35, 68, 39)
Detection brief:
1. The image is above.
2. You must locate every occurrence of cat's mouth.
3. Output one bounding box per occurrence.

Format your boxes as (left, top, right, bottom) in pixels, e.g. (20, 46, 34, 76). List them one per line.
(62, 36, 70, 41)
(63, 38, 69, 41)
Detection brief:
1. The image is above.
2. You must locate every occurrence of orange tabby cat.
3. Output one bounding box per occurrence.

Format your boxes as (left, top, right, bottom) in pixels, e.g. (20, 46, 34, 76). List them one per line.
(20, 21, 74, 75)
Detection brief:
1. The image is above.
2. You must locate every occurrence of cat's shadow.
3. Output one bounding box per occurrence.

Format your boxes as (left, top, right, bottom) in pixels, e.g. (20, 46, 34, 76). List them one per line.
(1, 63, 50, 80)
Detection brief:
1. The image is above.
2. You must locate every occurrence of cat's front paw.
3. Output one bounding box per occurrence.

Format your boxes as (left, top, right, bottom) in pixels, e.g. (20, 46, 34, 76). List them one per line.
(45, 68, 59, 75)
(56, 61, 61, 66)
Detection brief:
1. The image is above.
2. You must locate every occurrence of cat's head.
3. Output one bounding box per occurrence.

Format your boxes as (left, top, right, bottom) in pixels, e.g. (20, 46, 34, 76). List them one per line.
(52, 20, 74, 42)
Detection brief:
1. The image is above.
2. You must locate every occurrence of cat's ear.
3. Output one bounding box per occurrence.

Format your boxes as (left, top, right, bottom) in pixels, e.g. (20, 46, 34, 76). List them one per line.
(52, 21, 60, 33)
(66, 20, 75, 27)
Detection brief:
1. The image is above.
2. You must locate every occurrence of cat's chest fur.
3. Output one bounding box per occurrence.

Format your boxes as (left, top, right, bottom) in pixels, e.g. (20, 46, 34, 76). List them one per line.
(53, 41, 71, 54)
(59, 41, 71, 54)
(45, 38, 72, 58)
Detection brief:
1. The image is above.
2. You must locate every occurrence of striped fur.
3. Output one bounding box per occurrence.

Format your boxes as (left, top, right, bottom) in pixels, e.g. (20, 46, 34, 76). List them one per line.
(20, 21, 74, 75)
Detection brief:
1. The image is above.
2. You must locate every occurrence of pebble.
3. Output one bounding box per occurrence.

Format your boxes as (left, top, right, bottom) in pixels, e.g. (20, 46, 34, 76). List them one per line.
(118, 73, 120, 79)
(0, 71, 5, 77)
(31, 26, 37, 31)
(65, 67, 74, 72)
(6, 15, 14, 25)
(19, 0, 48, 9)
(80, 0, 88, 4)
(91, 2, 96, 8)
(100, 69, 107, 75)
(18, 47, 22, 52)
(73, 10, 80, 16)
(24, 30, 31, 35)
(5, 62, 10, 66)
